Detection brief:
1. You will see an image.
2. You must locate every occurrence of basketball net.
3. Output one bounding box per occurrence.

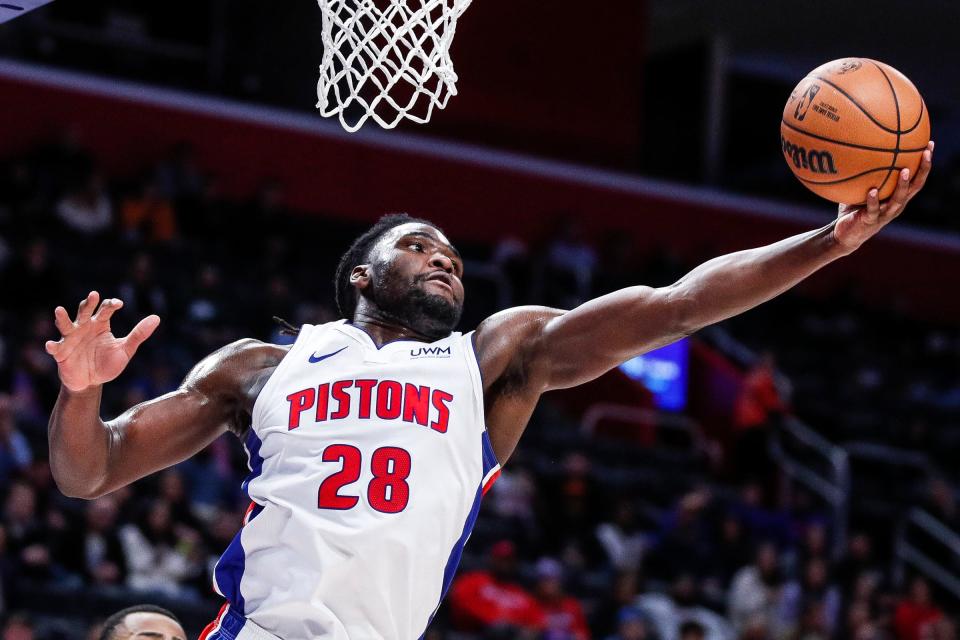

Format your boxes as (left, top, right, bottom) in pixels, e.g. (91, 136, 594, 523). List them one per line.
(316, 0, 472, 132)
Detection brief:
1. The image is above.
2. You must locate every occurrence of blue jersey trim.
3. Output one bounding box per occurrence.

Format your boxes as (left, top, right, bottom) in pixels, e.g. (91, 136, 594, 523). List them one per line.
(419, 431, 500, 638)
(213, 428, 265, 614)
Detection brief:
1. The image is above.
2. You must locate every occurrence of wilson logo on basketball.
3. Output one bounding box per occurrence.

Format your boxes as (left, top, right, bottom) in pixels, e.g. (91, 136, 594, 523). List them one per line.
(780, 135, 839, 175)
(793, 84, 820, 121)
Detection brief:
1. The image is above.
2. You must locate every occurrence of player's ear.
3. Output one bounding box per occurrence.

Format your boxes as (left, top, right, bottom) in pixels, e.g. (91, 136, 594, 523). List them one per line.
(350, 264, 371, 291)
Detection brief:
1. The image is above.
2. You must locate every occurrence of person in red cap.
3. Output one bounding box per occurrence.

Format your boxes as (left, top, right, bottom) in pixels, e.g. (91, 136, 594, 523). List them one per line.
(449, 540, 545, 635)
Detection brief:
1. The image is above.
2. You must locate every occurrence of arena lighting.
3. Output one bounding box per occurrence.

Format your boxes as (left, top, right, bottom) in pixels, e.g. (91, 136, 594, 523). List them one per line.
(0, 0, 53, 24)
(619, 338, 690, 412)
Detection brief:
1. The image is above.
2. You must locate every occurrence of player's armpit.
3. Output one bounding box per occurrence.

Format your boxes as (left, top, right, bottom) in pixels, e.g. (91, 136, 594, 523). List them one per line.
(531, 285, 691, 391)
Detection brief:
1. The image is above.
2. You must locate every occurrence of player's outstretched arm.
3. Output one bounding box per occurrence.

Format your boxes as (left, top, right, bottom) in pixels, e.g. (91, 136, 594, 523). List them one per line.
(46, 291, 279, 499)
(487, 144, 933, 393)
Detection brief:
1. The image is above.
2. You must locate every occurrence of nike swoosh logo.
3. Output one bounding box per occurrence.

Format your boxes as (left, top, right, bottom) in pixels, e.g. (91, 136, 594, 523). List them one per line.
(308, 346, 348, 363)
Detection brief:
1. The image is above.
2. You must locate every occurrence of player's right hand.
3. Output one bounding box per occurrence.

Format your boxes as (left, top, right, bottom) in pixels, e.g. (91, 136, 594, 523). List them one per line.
(45, 291, 161, 393)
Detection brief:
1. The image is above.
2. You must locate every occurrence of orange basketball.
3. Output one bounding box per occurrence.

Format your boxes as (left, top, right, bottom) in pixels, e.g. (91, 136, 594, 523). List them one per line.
(780, 58, 930, 205)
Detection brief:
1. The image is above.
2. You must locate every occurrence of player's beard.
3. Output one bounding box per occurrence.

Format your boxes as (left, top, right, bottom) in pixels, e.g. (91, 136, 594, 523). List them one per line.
(367, 259, 462, 340)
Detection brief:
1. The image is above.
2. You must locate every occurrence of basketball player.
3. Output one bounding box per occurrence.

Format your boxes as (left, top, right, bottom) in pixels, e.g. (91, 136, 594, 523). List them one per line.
(46, 146, 932, 640)
(98, 605, 186, 640)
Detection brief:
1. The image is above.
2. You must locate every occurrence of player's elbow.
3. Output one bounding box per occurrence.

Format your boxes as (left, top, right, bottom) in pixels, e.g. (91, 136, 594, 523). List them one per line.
(50, 460, 109, 500)
(660, 285, 701, 338)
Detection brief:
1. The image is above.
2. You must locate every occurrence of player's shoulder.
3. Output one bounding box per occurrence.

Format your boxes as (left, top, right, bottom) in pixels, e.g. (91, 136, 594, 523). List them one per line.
(472, 306, 566, 390)
(184, 338, 292, 396)
(474, 305, 565, 345)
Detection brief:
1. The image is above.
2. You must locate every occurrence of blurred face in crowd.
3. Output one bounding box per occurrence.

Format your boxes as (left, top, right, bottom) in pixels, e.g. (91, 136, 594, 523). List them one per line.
(112, 612, 185, 640)
(147, 501, 172, 534)
(756, 542, 779, 579)
(87, 496, 119, 533)
(361, 223, 464, 340)
(6, 482, 36, 524)
(2, 617, 33, 640)
(618, 616, 647, 640)
(489, 541, 517, 582)
(849, 533, 872, 560)
(803, 522, 827, 557)
(804, 558, 829, 591)
(909, 576, 932, 605)
(159, 470, 185, 503)
(679, 625, 705, 640)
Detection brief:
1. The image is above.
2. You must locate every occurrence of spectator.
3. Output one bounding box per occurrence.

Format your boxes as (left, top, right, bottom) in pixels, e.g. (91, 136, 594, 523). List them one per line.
(593, 572, 642, 639)
(118, 499, 200, 597)
(0, 394, 32, 484)
(449, 540, 545, 634)
(605, 608, 650, 640)
(835, 532, 881, 594)
(924, 477, 959, 531)
(0, 239, 65, 317)
(679, 620, 706, 640)
(541, 453, 604, 568)
(710, 514, 753, 589)
(73, 496, 128, 587)
(0, 525, 10, 615)
(533, 557, 591, 640)
(648, 488, 714, 581)
(787, 601, 829, 640)
(636, 574, 733, 640)
(116, 253, 168, 321)
(97, 604, 185, 640)
(728, 542, 784, 635)
(780, 558, 840, 637)
(55, 173, 113, 236)
(596, 499, 647, 573)
(731, 352, 785, 481)
(2, 482, 52, 582)
(120, 179, 178, 244)
(1, 613, 34, 640)
(893, 576, 943, 640)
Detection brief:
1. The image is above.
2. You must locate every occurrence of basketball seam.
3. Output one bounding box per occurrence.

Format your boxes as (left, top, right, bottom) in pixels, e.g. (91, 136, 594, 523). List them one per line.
(873, 61, 901, 195)
(780, 118, 927, 153)
(798, 166, 904, 185)
(812, 74, 923, 135)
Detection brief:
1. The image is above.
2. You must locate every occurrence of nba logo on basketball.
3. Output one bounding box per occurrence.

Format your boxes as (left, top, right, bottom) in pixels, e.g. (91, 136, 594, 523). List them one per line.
(794, 84, 820, 121)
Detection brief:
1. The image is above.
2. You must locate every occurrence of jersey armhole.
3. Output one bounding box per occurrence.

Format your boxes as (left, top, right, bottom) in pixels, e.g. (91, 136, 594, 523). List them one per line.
(249, 324, 314, 428)
(464, 331, 500, 467)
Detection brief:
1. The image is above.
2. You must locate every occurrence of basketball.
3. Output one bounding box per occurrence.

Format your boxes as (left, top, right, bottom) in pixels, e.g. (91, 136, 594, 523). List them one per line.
(780, 58, 930, 204)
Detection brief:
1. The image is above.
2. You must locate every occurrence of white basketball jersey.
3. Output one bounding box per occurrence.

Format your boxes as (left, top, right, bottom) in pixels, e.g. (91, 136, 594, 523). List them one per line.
(211, 320, 500, 639)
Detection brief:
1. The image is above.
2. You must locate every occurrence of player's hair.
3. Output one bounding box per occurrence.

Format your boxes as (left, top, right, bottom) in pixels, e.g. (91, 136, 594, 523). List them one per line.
(99, 605, 181, 640)
(273, 213, 442, 337)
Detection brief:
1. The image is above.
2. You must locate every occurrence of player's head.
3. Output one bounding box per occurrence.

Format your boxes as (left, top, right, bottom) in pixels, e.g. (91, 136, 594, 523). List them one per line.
(335, 213, 464, 340)
(98, 605, 185, 640)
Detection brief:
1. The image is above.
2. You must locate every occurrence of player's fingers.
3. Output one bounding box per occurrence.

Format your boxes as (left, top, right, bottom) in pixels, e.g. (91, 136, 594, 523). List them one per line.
(54, 306, 75, 336)
(882, 169, 911, 220)
(45, 340, 60, 356)
(93, 298, 123, 323)
(907, 145, 934, 198)
(863, 189, 880, 224)
(121, 315, 161, 357)
(77, 291, 100, 323)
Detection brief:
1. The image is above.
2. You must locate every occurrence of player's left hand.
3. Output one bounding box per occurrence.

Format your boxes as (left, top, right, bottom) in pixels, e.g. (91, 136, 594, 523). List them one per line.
(833, 140, 934, 253)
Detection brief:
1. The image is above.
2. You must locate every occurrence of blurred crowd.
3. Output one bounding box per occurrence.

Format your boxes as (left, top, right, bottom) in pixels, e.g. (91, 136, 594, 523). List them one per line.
(0, 137, 957, 639)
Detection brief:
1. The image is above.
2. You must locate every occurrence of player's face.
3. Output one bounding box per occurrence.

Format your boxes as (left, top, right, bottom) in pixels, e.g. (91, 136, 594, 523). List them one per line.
(364, 223, 464, 339)
(119, 613, 186, 640)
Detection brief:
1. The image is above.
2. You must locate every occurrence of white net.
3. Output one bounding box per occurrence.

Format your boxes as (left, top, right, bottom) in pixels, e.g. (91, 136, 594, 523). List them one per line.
(317, 0, 473, 132)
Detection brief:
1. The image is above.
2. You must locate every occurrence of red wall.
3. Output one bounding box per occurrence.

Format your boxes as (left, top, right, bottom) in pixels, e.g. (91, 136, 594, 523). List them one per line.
(1, 72, 957, 321)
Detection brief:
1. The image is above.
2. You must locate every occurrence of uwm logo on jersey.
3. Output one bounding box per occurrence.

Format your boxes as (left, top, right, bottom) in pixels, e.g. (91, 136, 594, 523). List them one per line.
(286, 378, 454, 433)
(410, 346, 451, 358)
